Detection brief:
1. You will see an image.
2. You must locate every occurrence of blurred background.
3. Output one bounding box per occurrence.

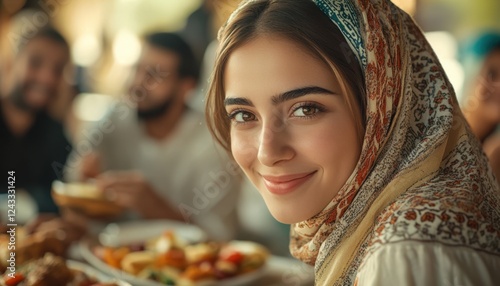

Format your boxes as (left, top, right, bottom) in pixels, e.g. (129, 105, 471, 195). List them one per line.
(0, 0, 499, 256)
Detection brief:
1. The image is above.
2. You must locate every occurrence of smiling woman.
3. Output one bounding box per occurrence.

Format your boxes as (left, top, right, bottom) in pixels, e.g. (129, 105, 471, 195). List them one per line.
(223, 35, 362, 224)
(206, 0, 500, 285)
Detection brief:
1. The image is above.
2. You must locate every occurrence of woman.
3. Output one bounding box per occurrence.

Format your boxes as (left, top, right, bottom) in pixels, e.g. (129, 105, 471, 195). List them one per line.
(462, 33, 500, 180)
(206, 0, 500, 285)
(462, 33, 500, 148)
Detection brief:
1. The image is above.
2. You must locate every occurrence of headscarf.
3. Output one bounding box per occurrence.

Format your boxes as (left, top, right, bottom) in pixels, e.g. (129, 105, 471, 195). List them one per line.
(288, 0, 500, 285)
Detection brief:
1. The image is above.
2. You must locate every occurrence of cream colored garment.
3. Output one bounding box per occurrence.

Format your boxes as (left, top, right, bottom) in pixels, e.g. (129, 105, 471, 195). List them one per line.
(356, 241, 500, 286)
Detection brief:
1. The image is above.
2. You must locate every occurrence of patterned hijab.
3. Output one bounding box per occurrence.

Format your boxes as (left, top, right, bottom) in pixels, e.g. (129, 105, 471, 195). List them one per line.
(288, 0, 500, 284)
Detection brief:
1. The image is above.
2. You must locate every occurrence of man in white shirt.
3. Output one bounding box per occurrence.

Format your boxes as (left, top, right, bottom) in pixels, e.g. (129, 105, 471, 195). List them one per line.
(65, 33, 241, 240)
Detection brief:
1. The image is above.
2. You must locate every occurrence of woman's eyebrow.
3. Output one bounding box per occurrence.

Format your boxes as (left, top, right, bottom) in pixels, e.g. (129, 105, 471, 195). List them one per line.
(272, 86, 336, 105)
(224, 86, 335, 107)
(224, 97, 254, 106)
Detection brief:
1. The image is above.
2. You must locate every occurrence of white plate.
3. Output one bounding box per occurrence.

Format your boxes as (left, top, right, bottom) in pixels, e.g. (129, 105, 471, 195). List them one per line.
(98, 220, 208, 247)
(67, 260, 132, 286)
(80, 220, 265, 286)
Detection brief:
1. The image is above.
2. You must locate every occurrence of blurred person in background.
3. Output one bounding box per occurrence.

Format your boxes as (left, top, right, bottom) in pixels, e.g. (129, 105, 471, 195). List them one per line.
(0, 25, 72, 214)
(0, 17, 84, 250)
(462, 32, 500, 152)
(64, 32, 241, 241)
(180, 0, 240, 65)
(179, 0, 214, 65)
(462, 32, 500, 179)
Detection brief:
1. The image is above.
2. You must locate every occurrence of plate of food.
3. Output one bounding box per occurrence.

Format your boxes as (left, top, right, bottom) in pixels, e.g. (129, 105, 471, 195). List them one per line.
(80, 221, 268, 286)
(0, 227, 130, 286)
(51, 180, 124, 218)
(1, 253, 131, 286)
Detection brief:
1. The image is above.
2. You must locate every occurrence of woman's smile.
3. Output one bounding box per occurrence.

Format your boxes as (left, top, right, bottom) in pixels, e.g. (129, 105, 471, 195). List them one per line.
(260, 171, 317, 195)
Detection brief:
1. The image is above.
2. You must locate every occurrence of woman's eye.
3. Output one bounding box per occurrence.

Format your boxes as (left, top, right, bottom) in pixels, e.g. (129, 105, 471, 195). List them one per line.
(292, 105, 320, 117)
(229, 111, 256, 123)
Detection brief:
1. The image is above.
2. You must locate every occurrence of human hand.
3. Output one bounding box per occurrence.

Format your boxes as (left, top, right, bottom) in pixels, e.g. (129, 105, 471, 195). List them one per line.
(80, 152, 102, 180)
(96, 171, 183, 220)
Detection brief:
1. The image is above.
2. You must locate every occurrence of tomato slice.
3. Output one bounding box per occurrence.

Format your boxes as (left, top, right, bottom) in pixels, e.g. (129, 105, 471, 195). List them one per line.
(4, 273, 25, 286)
(222, 251, 243, 264)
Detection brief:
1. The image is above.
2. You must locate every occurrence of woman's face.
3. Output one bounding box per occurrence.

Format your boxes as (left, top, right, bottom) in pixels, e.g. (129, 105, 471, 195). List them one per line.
(224, 36, 362, 223)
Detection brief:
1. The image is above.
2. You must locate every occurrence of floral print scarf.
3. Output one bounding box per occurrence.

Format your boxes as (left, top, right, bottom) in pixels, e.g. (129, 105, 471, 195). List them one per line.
(288, 0, 500, 284)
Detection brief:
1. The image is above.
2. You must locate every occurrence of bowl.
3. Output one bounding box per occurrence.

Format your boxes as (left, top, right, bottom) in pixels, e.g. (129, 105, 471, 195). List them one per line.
(52, 180, 124, 218)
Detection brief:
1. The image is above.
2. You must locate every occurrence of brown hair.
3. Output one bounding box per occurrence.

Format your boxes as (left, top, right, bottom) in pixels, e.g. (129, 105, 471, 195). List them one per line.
(206, 0, 366, 151)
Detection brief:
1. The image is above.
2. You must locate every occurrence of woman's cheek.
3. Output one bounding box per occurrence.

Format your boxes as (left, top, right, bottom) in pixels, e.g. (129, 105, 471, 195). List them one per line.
(231, 129, 258, 169)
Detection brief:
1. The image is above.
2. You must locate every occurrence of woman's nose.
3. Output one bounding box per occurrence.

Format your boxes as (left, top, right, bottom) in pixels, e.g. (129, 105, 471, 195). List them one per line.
(257, 120, 295, 166)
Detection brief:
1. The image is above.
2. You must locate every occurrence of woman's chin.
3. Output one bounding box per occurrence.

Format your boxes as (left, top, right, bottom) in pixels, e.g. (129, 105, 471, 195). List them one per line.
(266, 202, 317, 225)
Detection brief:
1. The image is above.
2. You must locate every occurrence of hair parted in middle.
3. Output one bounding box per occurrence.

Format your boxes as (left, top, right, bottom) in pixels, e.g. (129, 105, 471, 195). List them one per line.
(205, 0, 366, 152)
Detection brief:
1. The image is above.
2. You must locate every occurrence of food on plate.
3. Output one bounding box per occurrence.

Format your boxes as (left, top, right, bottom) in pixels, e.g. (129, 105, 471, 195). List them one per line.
(51, 181, 124, 218)
(0, 228, 66, 271)
(93, 231, 269, 285)
(0, 253, 119, 286)
(0, 229, 124, 286)
(120, 251, 155, 275)
(52, 181, 104, 199)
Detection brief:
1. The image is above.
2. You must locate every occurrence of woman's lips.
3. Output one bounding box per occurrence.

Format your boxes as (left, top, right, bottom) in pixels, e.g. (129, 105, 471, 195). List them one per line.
(261, 171, 316, 195)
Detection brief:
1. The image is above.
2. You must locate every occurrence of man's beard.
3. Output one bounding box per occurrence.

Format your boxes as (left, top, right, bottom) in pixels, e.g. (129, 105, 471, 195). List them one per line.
(137, 94, 178, 121)
(8, 83, 42, 114)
